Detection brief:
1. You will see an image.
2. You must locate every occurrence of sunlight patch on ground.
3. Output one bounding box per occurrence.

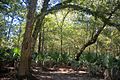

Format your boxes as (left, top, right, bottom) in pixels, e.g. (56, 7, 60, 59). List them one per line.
(41, 75, 52, 78)
(43, 68, 88, 74)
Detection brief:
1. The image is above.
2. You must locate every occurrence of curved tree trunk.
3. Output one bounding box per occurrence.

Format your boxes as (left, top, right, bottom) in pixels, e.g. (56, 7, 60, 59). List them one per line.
(75, 25, 105, 61)
(75, 4, 120, 61)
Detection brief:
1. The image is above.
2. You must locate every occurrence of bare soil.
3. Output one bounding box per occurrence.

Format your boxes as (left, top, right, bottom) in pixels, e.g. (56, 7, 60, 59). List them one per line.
(0, 66, 104, 80)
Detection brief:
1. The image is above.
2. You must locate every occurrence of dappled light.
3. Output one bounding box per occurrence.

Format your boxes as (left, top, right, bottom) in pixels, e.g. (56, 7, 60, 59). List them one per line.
(0, 0, 120, 80)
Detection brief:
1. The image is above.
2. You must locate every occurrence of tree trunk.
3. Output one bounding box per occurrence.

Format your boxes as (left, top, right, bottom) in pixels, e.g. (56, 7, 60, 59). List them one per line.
(38, 32, 42, 53)
(32, 0, 50, 54)
(41, 27, 45, 54)
(18, 1, 50, 79)
(17, 0, 37, 79)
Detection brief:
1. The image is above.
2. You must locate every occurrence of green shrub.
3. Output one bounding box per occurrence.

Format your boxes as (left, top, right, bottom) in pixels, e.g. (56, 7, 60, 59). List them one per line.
(0, 47, 20, 62)
(0, 47, 20, 67)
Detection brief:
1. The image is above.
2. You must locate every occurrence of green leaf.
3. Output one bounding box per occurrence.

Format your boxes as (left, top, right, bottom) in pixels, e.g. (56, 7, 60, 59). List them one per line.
(13, 47, 20, 54)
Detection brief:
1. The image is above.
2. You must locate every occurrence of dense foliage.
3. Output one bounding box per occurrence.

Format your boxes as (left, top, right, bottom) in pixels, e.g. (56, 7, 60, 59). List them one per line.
(0, 0, 120, 79)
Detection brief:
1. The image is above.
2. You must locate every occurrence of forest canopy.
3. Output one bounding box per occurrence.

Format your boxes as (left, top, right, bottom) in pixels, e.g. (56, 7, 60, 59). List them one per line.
(0, 0, 120, 80)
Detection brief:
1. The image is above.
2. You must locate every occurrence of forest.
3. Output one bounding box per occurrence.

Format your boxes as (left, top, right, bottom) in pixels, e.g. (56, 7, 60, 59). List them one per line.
(0, 0, 120, 80)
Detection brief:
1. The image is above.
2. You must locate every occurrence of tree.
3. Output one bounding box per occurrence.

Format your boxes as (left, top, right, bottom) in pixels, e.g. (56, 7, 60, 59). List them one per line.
(75, 1, 120, 61)
(17, 0, 120, 79)
(18, 0, 37, 79)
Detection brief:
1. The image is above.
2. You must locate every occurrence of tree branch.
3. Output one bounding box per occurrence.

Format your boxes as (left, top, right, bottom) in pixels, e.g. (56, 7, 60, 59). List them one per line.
(75, 3, 120, 61)
(45, 3, 120, 30)
(32, 0, 50, 52)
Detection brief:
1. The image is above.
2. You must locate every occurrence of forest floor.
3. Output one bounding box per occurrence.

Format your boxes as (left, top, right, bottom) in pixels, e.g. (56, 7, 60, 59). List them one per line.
(0, 66, 104, 80)
(32, 67, 104, 80)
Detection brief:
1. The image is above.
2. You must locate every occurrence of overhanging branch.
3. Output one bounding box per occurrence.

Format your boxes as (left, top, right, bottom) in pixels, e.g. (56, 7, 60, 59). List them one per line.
(75, 2, 120, 61)
(44, 2, 120, 30)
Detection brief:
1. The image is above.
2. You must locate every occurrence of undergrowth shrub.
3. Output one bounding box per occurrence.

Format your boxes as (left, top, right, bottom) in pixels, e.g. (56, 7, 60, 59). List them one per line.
(0, 47, 20, 67)
(34, 51, 120, 71)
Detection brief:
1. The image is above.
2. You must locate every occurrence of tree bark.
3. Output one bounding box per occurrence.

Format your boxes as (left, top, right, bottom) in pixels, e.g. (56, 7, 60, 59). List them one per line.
(17, 0, 37, 79)
(32, 0, 50, 54)
(18, 1, 50, 79)
(41, 27, 45, 54)
(38, 32, 42, 53)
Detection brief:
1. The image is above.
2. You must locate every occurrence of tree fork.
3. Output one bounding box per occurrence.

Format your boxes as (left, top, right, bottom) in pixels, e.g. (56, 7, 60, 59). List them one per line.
(32, 0, 50, 53)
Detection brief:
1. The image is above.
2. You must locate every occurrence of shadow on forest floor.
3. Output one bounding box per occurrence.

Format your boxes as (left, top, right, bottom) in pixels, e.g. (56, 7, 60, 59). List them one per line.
(33, 68, 103, 80)
(0, 66, 104, 80)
